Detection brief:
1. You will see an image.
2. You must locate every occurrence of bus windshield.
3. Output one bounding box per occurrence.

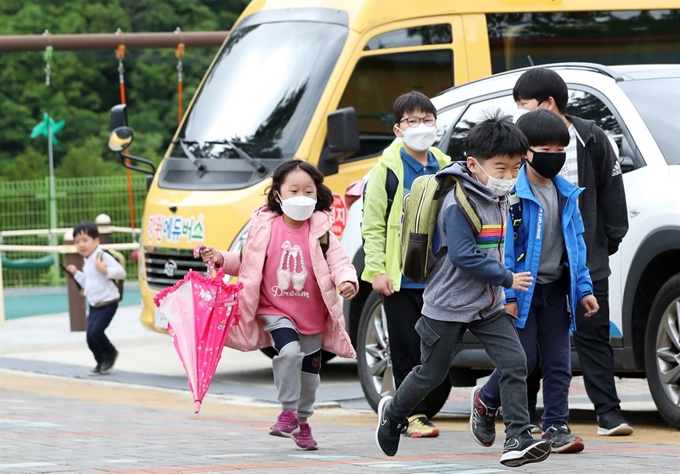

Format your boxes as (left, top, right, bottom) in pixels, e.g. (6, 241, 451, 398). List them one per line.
(178, 20, 348, 160)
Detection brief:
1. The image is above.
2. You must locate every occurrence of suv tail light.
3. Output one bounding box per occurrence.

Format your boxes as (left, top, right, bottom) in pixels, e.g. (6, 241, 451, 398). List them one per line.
(345, 179, 365, 210)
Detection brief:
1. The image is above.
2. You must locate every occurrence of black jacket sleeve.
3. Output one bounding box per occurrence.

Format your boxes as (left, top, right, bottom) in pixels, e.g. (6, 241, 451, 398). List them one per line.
(591, 125, 629, 252)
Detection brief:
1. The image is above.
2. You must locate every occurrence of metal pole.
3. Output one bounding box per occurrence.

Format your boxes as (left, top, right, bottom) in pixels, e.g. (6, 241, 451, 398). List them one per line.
(0, 253, 5, 325)
(47, 123, 57, 249)
(0, 31, 229, 52)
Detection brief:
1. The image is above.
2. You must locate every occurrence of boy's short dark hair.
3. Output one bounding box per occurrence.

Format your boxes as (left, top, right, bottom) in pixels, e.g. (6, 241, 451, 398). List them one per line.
(73, 220, 99, 239)
(465, 110, 528, 161)
(393, 91, 437, 124)
(516, 109, 570, 148)
(513, 68, 569, 114)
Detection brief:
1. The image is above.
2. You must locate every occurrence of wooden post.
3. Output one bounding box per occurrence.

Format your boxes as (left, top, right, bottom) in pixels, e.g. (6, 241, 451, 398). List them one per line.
(64, 229, 86, 332)
(96, 214, 112, 245)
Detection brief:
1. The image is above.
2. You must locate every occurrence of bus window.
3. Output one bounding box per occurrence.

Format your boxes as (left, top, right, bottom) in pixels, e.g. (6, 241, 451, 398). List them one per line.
(364, 24, 452, 50)
(338, 49, 454, 160)
(487, 10, 680, 74)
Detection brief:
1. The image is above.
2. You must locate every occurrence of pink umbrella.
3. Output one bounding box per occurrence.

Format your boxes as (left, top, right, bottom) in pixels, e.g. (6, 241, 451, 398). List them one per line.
(153, 246, 242, 413)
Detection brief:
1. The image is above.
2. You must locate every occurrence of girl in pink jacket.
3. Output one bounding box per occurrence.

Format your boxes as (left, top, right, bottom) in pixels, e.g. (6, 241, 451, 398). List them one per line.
(200, 160, 358, 451)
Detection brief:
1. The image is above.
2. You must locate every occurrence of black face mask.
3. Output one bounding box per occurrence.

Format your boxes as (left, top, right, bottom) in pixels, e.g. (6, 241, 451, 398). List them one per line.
(527, 150, 566, 179)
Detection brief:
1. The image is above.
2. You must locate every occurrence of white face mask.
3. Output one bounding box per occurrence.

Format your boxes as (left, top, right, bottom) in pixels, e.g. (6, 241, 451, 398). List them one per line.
(277, 192, 317, 221)
(397, 123, 437, 152)
(473, 159, 517, 197)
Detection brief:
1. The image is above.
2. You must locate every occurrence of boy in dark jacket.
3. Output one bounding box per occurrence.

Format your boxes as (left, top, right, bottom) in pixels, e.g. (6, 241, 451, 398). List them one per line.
(374, 113, 551, 468)
(513, 67, 631, 436)
(472, 109, 599, 455)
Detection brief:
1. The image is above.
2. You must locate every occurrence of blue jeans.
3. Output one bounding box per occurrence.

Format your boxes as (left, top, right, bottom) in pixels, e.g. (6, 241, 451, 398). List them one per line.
(87, 303, 118, 364)
(480, 278, 571, 430)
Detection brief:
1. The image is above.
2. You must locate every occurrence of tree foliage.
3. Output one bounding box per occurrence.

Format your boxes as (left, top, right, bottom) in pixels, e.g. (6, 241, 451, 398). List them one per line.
(0, 0, 249, 180)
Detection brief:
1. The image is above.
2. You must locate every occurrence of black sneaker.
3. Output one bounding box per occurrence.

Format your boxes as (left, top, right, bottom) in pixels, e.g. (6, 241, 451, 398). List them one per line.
(469, 386, 498, 447)
(500, 432, 551, 467)
(88, 363, 101, 376)
(375, 396, 407, 457)
(543, 424, 585, 453)
(100, 349, 118, 374)
(597, 409, 634, 436)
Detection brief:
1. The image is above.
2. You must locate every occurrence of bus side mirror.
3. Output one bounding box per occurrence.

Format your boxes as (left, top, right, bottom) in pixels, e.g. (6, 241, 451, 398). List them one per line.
(110, 104, 128, 131)
(108, 127, 134, 152)
(327, 107, 360, 160)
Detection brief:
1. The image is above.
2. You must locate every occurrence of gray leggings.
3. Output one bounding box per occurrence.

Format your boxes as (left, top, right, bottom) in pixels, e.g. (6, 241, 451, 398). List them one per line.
(259, 315, 322, 421)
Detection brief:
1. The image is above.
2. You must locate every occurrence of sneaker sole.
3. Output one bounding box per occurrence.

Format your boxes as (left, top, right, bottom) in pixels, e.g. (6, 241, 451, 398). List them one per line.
(269, 427, 299, 438)
(597, 423, 634, 436)
(469, 386, 494, 448)
(500, 440, 551, 467)
(295, 442, 318, 450)
(551, 437, 585, 454)
(404, 430, 439, 438)
(375, 396, 396, 457)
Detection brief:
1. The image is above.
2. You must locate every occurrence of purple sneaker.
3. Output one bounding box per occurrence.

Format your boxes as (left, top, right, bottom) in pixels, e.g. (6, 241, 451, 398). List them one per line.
(293, 422, 318, 450)
(269, 410, 299, 438)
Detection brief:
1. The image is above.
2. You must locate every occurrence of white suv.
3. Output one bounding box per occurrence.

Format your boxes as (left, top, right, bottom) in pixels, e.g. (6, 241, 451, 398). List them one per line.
(339, 63, 680, 429)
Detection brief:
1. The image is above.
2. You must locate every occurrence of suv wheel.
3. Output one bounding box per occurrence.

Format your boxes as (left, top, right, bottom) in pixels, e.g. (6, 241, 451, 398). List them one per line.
(644, 273, 680, 430)
(356, 291, 451, 418)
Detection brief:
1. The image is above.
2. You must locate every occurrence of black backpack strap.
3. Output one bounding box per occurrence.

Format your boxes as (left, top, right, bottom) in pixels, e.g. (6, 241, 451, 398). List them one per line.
(384, 167, 398, 220)
(319, 231, 329, 260)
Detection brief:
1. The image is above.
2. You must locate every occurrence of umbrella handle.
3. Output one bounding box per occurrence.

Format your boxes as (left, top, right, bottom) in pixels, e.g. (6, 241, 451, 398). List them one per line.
(193, 244, 215, 276)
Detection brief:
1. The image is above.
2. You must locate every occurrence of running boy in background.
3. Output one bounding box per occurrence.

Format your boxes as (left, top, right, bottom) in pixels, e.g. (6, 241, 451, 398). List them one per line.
(66, 221, 126, 375)
(375, 113, 551, 468)
(472, 109, 599, 455)
(361, 91, 450, 437)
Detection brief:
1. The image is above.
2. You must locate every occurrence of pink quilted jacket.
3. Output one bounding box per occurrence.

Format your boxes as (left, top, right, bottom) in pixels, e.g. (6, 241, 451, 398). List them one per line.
(219, 205, 358, 359)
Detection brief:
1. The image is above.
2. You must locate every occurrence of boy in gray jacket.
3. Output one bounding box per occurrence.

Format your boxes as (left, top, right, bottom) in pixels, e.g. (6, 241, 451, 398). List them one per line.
(374, 114, 551, 468)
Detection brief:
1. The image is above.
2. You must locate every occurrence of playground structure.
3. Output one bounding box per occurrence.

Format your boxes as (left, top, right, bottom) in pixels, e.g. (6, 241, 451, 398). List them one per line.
(0, 29, 229, 297)
(0, 215, 140, 327)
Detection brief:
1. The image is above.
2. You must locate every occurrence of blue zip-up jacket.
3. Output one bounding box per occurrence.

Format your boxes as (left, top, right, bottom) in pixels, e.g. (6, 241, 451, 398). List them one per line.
(504, 167, 593, 331)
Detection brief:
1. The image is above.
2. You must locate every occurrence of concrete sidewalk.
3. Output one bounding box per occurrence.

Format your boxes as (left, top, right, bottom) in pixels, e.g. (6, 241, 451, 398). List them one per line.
(0, 305, 659, 418)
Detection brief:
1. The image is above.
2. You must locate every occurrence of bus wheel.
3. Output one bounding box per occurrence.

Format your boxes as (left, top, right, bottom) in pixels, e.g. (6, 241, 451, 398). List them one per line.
(357, 291, 450, 419)
(645, 273, 680, 430)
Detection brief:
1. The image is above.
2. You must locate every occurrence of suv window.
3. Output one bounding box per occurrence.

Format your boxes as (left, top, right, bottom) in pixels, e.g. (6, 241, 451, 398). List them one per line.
(445, 89, 629, 165)
(619, 77, 680, 165)
(337, 49, 454, 160)
(445, 95, 517, 160)
(487, 10, 680, 74)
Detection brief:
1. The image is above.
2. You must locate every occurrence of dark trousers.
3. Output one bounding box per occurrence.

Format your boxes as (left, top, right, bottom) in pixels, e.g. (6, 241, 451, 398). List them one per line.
(390, 312, 532, 437)
(383, 289, 446, 417)
(87, 303, 118, 364)
(481, 278, 571, 430)
(527, 278, 622, 418)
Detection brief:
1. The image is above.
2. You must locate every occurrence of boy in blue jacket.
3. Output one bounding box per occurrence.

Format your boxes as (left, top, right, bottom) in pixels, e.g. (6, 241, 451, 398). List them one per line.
(471, 109, 599, 454)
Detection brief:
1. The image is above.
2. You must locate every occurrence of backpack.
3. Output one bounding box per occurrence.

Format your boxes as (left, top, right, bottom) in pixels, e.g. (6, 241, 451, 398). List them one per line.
(100, 249, 126, 302)
(400, 172, 481, 283)
(362, 167, 398, 222)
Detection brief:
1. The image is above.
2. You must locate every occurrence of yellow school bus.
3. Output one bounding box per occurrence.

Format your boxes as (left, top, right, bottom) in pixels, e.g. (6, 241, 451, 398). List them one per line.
(109, 0, 679, 341)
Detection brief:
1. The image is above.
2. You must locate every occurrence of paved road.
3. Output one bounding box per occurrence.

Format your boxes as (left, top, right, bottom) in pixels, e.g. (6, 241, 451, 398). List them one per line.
(1, 306, 679, 473)
(2, 371, 680, 474)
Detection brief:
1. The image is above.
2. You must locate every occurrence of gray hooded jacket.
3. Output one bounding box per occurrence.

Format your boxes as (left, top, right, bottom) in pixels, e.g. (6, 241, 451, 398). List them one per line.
(422, 162, 514, 323)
